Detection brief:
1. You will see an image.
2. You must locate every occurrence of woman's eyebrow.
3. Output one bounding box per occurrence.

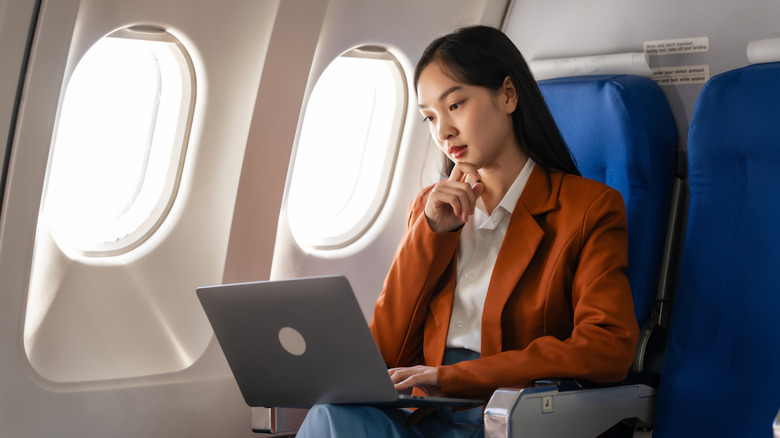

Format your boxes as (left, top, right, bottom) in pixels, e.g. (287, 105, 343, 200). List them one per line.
(418, 85, 463, 108)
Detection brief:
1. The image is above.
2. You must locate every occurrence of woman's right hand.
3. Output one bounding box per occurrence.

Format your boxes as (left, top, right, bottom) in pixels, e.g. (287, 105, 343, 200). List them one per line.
(424, 163, 484, 233)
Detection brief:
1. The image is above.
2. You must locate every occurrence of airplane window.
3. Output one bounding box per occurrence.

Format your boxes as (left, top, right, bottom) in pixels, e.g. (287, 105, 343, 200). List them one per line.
(43, 28, 194, 256)
(287, 47, 407, 249)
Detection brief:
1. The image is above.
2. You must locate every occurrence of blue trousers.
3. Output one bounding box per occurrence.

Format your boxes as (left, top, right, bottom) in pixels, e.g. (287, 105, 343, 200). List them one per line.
(296, 349, 483, 438)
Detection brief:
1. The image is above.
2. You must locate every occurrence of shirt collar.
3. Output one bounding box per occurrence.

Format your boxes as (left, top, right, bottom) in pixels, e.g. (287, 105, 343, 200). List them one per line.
(474, 158, 535, 229)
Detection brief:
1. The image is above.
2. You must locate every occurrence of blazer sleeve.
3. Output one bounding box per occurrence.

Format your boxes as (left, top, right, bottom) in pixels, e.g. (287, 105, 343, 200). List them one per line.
(438, 188, 639, 399)
(369, 187, 459, 367)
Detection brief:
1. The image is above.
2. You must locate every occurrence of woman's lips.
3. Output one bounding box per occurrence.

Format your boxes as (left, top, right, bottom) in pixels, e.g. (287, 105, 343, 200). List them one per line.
(449, 145, 467, 159)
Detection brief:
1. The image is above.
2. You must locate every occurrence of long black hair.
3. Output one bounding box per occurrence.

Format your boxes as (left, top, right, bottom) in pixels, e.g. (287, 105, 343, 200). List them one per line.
(415, 25, 580, 177)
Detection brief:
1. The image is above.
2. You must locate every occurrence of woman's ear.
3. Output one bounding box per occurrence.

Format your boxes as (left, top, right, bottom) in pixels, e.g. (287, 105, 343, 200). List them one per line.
(501, 76, 519, 114)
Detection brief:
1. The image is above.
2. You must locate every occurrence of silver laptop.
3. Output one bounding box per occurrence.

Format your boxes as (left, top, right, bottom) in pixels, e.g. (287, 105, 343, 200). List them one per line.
(196, 275, 484, 409)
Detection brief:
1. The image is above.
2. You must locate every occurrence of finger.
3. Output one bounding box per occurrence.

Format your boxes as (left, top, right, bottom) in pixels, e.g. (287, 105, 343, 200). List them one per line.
(435, 181, 477, 213)
(398, 371, 439, 392)
(436, 188, 470, 224)
(393, 373, 423, 390)
(449, 162, 481, 184)
(447, 165, 465, 183)
(388, 367, 412, 379)
(463, 171, 481, 187)
(388, 366, 425, 386)
(389, 367, 423, 384)
(431, 184, 475, 219)
(387, 367, 409, 385)
(471, 181, 484, 200)
(430, 188, 463, 218)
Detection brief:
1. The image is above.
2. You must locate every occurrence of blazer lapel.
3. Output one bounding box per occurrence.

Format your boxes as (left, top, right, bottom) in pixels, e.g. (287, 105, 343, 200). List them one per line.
(480, 167, 561, 356)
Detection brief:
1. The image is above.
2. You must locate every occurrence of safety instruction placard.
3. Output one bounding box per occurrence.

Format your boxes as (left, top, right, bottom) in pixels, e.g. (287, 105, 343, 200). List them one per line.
(650, 65, 710, 86)
(645, 37, 710, 55)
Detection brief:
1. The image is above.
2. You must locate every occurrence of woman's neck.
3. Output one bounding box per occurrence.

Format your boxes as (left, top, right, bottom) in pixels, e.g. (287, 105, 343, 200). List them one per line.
(479, 149, 529, 215)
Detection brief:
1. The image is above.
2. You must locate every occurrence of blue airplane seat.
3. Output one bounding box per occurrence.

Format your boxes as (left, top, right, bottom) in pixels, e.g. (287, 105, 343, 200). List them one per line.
(653, 61, 780, 437)
(538, 75, 678, 327)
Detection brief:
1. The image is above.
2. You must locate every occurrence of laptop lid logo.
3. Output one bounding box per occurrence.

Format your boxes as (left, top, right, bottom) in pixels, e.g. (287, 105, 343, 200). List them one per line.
(278, 327, 307, 356)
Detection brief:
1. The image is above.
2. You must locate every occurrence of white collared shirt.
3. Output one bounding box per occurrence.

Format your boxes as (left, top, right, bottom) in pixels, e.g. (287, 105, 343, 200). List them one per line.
(445, 159, 536, 352)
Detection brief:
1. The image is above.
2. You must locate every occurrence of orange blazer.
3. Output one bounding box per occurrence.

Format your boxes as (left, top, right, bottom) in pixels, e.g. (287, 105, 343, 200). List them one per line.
(370, 166, 639, 400)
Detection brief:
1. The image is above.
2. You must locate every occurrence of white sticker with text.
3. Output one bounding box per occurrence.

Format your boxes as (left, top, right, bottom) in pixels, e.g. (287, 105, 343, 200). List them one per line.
(645, 37, 709, 55)
(650, 65, 710, 86)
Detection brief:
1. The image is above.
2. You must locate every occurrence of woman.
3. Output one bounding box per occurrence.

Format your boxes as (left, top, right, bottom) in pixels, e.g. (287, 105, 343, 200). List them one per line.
(298, 25, 638, 437)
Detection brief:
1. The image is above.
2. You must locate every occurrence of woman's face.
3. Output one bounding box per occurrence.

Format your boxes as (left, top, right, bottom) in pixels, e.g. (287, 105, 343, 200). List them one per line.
(417, 63, 519, 173)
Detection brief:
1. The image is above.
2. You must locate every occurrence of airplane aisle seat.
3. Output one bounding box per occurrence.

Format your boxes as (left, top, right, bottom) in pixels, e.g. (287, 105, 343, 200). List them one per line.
(652, 61, 780, 438)
(484, 74, 680, 438)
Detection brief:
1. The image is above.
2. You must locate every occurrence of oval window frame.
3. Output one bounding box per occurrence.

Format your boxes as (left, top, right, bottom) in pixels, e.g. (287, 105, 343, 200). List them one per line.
(286, 46, 408, 250)
(42, 26, 196, 257)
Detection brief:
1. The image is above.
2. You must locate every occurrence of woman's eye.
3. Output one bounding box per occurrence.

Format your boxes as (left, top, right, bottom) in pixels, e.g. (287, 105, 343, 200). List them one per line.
(449, 102, 461, 111)
(421, 115, 433, 123)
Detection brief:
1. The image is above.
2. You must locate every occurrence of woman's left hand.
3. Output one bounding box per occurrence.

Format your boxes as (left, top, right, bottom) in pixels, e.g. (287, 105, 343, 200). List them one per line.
(387, 365, 444, 397)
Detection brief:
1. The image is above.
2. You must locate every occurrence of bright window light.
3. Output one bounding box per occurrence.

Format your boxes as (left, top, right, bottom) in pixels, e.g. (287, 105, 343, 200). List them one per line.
(287, 49, 407, 249)
(44, 31, 193, 255)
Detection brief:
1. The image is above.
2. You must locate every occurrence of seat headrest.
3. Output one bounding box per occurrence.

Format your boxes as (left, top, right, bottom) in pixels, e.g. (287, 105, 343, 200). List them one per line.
(529, 52, 652, 81)
(747, 38, 780, 64)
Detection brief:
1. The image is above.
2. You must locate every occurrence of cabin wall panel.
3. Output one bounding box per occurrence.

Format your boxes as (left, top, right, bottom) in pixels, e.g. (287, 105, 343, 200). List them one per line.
(15, 0, 279, 383)
(0, 0, 296, 436)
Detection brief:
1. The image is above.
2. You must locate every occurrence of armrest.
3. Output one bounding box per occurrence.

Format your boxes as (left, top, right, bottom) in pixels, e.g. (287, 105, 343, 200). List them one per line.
(252, 407, 308, 435)
(535, 371, 659, 392)
(483, 383, 656, 438)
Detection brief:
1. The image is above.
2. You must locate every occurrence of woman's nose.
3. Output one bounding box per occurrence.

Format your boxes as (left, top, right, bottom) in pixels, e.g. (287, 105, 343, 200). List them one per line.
(436, 118, 457, 141)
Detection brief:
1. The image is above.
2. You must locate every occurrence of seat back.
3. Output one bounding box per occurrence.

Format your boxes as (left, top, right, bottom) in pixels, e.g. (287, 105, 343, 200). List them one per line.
(653, 62, 780, 437)
(538, 75, 678, 325)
